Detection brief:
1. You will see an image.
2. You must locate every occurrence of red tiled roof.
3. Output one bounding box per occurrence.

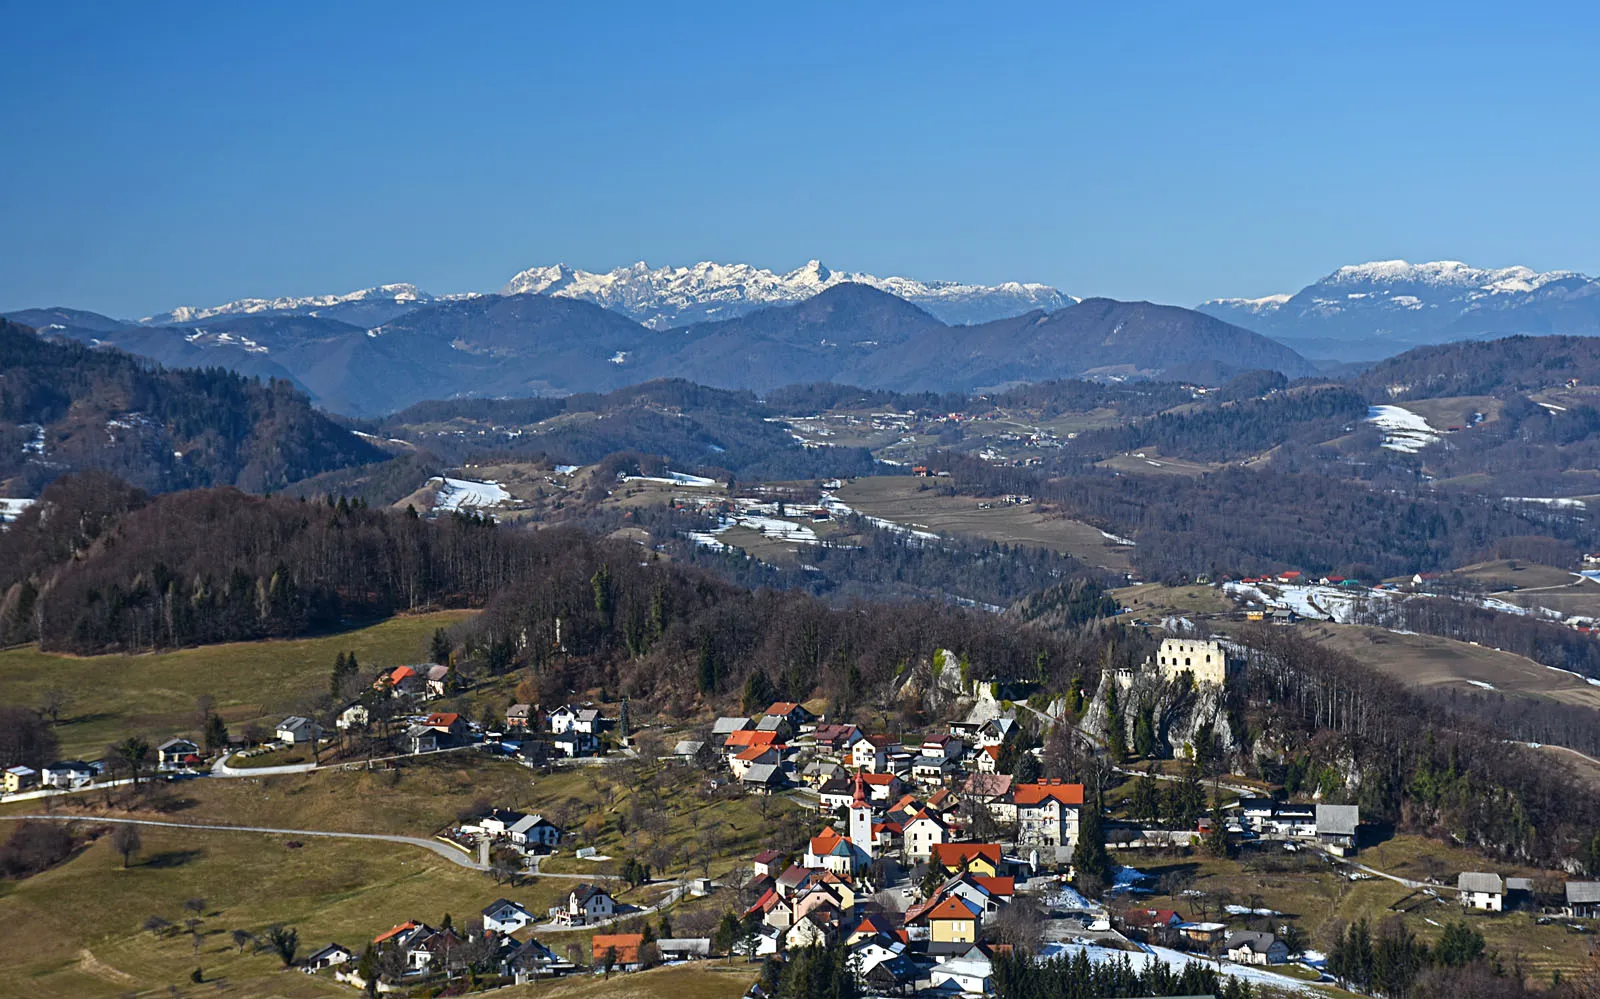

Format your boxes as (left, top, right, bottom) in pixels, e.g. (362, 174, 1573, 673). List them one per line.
(926, 896, 980, 922)
(974, 876, 1015, 897)
(425, 712, 460, 727)
(592, 933, 643, 965)
(861, 772, 897, 786)
(932, 843, 1001, 869)
(1012, 780, 1085, 806)
(725, 730, 778, 749)
(765, 702, 801, 716)
(809, 827, 844, 856)
(735, 745, 774, 762)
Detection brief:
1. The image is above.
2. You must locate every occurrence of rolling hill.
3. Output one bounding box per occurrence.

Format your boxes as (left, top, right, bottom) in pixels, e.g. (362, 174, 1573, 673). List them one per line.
(0, 319, 384, 495)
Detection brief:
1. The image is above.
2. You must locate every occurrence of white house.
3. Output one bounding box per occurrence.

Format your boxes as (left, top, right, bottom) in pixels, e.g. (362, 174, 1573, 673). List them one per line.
(335, 703, 370, 731)
(1226, 931, 1288, 966)
(903, 811, 948, 862)
(481, 898, 535, 934)
(40, 761, 95, 789)
(1459, 872, 1505, 911)
(572, 708, 603, 734)
(556, 884, 615, 925)
(304, 942, 354, 971)
(509, 813, 563, 848)
(930, 950, 994, 994)
(547, 706, 578, 734)
(277, 716, 323, 745)
(852, 739, 888, 772)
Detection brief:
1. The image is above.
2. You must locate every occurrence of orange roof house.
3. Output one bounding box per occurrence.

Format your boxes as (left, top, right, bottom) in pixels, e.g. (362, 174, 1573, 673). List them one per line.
(932, 842, 1002, 874)
(376, 665, 416, 689)
(724, 729, 779, 750)
(373, 920, 421, 944)
(424, 712, 461, 731)
(1012, 780, 1085, 807)
(592, 933, 643, 966)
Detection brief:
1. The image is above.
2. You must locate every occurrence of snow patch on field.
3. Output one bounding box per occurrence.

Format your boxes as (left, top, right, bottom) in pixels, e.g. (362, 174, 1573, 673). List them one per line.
(432, 477, 511, 511)
(1039, 941, 1317, 994)
(1367, 405, 1440, 452)
(623, 471, 719, 487)
(1466, 680, 1497, 690)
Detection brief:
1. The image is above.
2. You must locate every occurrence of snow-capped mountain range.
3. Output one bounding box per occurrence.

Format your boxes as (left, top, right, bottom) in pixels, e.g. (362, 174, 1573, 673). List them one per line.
(502, 259, 1074, 327)
(136, 260, 1071, 332)
(142, 284, 481, 329)
(1200, 259, 1600, 358)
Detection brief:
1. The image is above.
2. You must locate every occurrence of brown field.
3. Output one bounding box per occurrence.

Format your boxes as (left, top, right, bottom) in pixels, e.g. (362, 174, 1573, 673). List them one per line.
(1095, 452, 1220, 477)
(834, 476, 1136, 572)
(1294, 621, 1600, 711)
(1399, 395, 1504, 431)
(1113, 583, 1234, 621)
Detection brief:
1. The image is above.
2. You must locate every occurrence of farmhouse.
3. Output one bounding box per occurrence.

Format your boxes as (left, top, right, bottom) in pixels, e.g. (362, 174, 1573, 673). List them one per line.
(1565, 882, 1600, 919)
(482, 898, 535, 934)
(1459, 872, 1505, 911)
(1226, 930, 1288, 966)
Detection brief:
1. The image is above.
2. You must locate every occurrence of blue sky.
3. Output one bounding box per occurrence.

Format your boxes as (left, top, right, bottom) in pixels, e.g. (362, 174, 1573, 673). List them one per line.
(3, 2, 1598, 317)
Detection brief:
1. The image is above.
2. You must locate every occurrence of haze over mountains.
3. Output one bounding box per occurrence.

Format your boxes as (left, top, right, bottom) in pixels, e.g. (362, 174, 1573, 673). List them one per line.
(9, 255, 1600, 417)
(6, 265, 1305, 415)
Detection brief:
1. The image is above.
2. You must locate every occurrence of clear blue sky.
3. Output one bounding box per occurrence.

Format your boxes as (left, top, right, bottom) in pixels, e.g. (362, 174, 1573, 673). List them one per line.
(4, 2, 1598, 318)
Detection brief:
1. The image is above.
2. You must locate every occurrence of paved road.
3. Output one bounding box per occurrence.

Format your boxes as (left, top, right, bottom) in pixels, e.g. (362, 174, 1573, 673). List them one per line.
(0, 813, 492, 870)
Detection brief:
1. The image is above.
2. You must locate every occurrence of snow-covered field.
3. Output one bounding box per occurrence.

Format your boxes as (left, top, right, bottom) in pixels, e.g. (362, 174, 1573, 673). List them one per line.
(1038, 941, 1317, 994)
(431, 477, 512, 511)
(1367, 405, 1441, 452)
(622, 471, 719, 487)
(1224, 581, 1373, 624)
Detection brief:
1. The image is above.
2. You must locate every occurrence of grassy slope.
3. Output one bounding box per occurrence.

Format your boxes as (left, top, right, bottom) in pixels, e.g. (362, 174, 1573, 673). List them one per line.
(1292, 621, 1600, 711)
(835, 476, 1136, 572)
(1121, 834, 1593, 984)
(0, 826, 566, 999)
(0, 610, 476, 758)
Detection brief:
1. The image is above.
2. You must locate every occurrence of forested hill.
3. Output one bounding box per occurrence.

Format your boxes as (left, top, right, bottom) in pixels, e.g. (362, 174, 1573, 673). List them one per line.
(1354, 335, 1600, 400)
(0, 319, 384, 495)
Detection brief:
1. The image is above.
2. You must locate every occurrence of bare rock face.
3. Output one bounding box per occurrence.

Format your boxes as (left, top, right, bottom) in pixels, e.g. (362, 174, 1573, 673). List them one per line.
(1081, 666, 1238, 759)
(896, 648, 976, 717)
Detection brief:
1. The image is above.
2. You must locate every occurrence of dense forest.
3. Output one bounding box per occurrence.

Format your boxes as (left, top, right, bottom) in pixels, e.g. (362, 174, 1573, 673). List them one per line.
(0, 320, 383, 496)
(1068, 385, 1369, 462)
(1355, 335, 1600, 400)
(1236, 625, 1600, 869)
(930, 453, 1600, 581)
(370, 378, 884, 481)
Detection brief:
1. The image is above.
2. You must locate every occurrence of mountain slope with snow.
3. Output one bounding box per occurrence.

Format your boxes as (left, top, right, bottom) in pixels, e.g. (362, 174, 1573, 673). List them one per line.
(1199, 259, 1600, 359)
(501, 259, 1072, 327)
(141, 284, 480, 329)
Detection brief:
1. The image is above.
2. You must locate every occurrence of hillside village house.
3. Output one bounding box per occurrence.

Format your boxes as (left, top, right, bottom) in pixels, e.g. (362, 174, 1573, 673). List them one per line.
(276, 715, 322, 744)
(852, 736, 889, 772)
(1226, 931, 1289, 966)
(1565, 882, 1600, 918)
(422, 664, 451, 698)
(1014, 779, 1084, 859)
(931, 842, 1002, 878)
(304, 942, 354, 971)
(41, 760, 95, 788)
(157, 737, 200, 770)
(506, 703, 532, 728)
(508, 813, 562, 849)
(481, 899, 535, 934)
(3, 765, 37, 794)
(591, 933, 644, 972)
(764, 701, 816, 731)
(335, 703, 369, 730)
(903, 811, 949, 861)
(1459, 872, 1505, 911)
(555, 884, 616, 926)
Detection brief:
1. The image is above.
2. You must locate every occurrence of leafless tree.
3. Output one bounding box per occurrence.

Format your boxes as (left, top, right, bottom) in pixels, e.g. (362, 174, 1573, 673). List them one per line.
(111, 824, 142, 868)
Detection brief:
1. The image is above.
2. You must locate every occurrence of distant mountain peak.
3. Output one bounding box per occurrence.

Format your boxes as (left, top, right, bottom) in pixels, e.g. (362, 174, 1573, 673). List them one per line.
(500, 258, 1072, 328)
(1198, 257, 1600, 360)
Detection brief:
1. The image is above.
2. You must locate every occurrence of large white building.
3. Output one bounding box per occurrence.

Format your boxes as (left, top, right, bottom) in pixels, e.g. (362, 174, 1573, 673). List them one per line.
(1151, 638, 1238, 686)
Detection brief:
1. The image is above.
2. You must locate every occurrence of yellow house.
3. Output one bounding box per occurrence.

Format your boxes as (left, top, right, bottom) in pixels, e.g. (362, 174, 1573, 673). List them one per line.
(924, 896, 979, 945)
(3, 766, 38, 794)
(931, 843, 1000, 878)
